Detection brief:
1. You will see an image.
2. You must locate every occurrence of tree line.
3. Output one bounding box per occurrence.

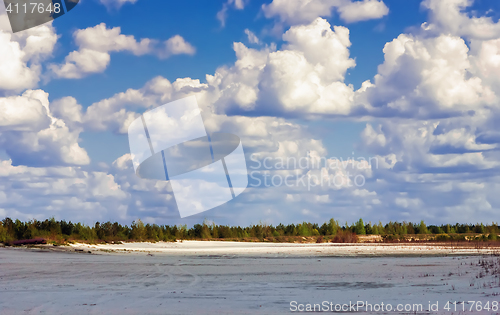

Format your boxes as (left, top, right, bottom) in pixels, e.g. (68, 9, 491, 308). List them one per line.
(0, 217, 498, 244)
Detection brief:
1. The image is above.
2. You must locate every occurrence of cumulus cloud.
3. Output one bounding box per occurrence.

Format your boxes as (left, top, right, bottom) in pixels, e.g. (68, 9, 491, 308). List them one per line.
(0, 87, 337, 222)
(0, 92, 51, 132)
(82, 76, 205, 133)
(0, 13, 57, 93)
(256, 24, 355, 115)
(356, 118, 500, 223)
(50, 97, 83, 130)
(470, 38, 500, 95)
(262, 0, 389, 27)
(0, 12, 91, 168)
(340, 0, 500, 223)
(159, 35, 196, 59)
(337, 0, 390, 23)
(73, 18, 357, 134)
(422, 0, 500, 40)
(0, 90, 90, 167)
(361, 119, 498, 173)
(350, 0, 500, 175)
(0, 159, 132, 222)
(50, 23, 195, 79)
(71, 73, 330, 167)
(355, 33, 496, 118)
(207, 18, 357, 117)
(352, 27, 500, 220)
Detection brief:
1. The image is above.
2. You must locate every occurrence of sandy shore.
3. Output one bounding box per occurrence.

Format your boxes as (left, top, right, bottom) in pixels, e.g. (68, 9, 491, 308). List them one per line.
(55, 241, 500, 257)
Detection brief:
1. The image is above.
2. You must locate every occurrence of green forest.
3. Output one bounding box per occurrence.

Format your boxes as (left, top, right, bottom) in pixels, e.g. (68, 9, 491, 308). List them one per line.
(1, 217, 500, 245)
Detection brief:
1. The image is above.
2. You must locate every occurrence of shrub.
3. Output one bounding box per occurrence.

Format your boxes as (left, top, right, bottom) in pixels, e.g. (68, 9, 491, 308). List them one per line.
(450, 234, 466, 241)
(332, 230, 358, 243)
(435, 234, 451, 241)
(0, 223, 11, 243)
(383, 234, 402, 242)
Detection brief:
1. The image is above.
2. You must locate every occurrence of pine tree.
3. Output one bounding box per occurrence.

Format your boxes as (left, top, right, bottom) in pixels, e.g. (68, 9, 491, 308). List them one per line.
(355, 219, 366, 235)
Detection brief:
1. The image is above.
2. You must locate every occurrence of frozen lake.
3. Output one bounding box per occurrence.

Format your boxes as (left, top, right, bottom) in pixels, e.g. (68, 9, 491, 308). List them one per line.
(1, 246, 500, 314)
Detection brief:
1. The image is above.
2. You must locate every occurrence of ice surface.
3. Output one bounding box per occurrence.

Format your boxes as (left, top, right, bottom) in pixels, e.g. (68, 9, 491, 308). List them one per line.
(1, 243, 500, 314)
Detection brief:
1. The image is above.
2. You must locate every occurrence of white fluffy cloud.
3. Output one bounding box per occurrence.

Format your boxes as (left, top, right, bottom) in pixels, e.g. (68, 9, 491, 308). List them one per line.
(82, 76, 206, 133)
(35, 86, 336, 222)
(212, 18, 357, 116)
(0, 13, 57, 93)
(422, 0, 500, 40)
(0, 91, 51, 131)
(262, 0, 389, 26)
(50, 23, 195, 79)
(326, 0, 500, 224)
(75, 18, 357, 135)
(470, 38, 500, 95)
(350, 0, 500, 166)
(355, 117, 500, 223)
(0, 12, 90, 169)
(72, 23, 154, 55)
(356, 33, 496, 118)
(50, 97, 83, 130)
(320, 0, 500, 224)
(0, 90, 90, 167)
(361, 119, 498, 173)
(337, 0, 390, 23)
(160, 35, 196, 58)
(72, 74, 330, 166)
(0, 159, 130, 222)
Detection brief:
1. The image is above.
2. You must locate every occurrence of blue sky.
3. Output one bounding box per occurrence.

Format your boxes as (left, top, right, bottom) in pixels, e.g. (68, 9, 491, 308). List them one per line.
(2, 0, 500, 226)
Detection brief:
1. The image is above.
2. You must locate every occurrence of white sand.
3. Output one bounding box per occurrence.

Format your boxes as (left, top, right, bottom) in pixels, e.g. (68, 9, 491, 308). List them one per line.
(68, 240, 499, 256)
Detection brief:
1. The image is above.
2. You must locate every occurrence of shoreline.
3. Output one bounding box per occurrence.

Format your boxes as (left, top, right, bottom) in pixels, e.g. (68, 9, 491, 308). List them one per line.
(3, 240, 500, 257)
